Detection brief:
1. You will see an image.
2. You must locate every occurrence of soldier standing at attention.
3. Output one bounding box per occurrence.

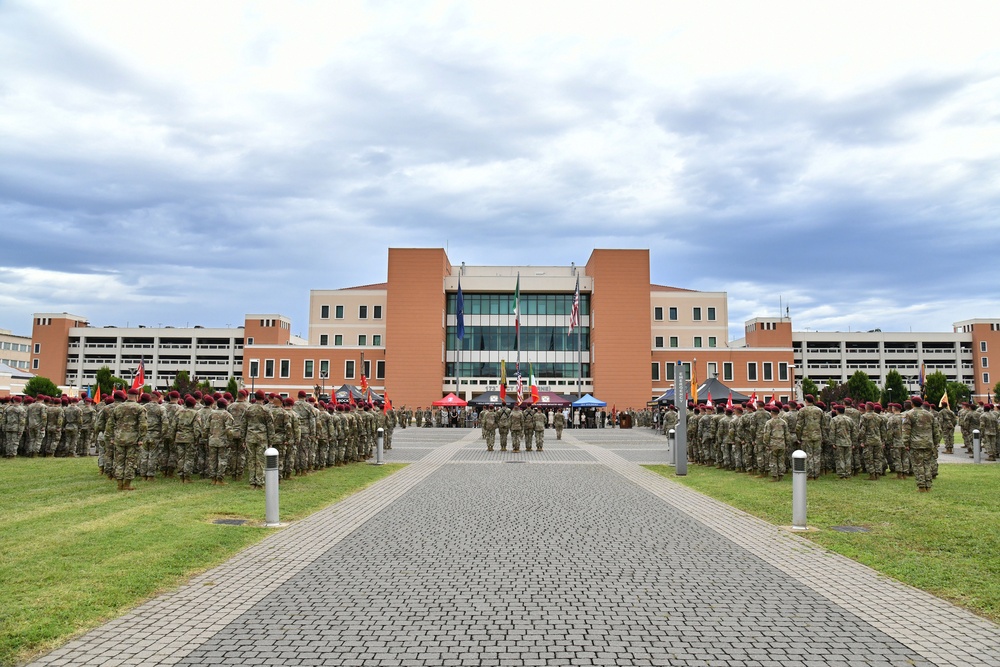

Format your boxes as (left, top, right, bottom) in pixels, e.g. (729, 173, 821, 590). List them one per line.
(139, 393, 164, 481)
(858, 402, 886, 481)
(60, 398, 81, 457)
(795, 395, 823, 479)
(482, 407, 497, 451)
(169, 396, 200, 483)
(78, 397, 95, 456)
(887, 403, 906, 478)
(831, 405, 856, 479)
(523, 406, 535, 451)
(553, 408, 565, 440)
(937, 404, 957, 454)
(533, 407, 546, 451)
(904, 397, 941, 492)
(497, 404, 511, 450)
(226, 390, 250, 480)
(415, 407, 423, 428)
(43, 395, 64, 457)
(762, 406, 792, 482)
(105, 389, 147, 491)
(3, 396, 27, 458)
(207, 398, 236, 485)
(981, 403, 998, 461)
(243, 390, 276, 489)
(509, 405, 523, 452)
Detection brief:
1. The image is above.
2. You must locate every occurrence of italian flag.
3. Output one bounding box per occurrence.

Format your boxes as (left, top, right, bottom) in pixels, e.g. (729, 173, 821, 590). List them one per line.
(529, 363, 539, 403)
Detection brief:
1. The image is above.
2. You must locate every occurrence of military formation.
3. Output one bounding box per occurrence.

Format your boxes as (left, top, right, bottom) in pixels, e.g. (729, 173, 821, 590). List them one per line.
(655, 394, 983, 492)
(1, 388, 404, 491)
(477, 404, 552, 451)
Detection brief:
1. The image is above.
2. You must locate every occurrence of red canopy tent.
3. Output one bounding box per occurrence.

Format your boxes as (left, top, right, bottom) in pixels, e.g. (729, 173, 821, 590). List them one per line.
(432, 393, 468, 407)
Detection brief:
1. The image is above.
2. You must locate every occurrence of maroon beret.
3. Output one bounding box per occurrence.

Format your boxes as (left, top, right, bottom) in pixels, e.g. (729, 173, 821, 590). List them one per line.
(185, 396, 197, 407)
(217, 398, 229, 408)
(298, 390, 308, 398)
(238, 389, 249, 397)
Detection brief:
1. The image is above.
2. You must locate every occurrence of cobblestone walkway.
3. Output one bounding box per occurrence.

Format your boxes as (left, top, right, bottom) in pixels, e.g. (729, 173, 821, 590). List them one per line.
(28, 428, 999, 667)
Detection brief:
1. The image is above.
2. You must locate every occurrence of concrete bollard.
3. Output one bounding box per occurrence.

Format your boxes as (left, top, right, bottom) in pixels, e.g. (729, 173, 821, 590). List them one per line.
(973, 428, 981, 464)
(667, 429, 676, 467)
(376, 427, 385, 465)
(264, 447, 280, 527)
(791, 450, 808, 530)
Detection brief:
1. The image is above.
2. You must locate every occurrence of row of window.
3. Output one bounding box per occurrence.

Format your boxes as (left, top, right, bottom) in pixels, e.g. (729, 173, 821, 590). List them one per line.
(247, 358, 385, 381)
(446, 326, 591, 352)
(317, 334, 383, 347)
(444, 362, 591, 379)
(653, 306, 717, 322)
(654, 335, 717, 349)
(446, 293, 590, 317)
(651, 361, 791, 383)
(0, 358, 30, 369)
(319, 305, 383, 320)
(1, 341, 30, 353)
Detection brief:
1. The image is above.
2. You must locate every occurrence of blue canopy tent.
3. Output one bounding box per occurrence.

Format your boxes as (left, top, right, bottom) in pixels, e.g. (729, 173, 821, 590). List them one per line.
(572, 393, 607, 408)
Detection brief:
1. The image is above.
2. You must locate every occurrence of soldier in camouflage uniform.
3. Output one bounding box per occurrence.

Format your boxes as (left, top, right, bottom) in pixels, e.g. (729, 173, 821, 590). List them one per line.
(795, 395, 824, 479)
(207, 398, 237, 484)
(43, 395, 64, 457)
(315, 402, 333, 467)
(105, 389, 147, 491)
(243, 390, 276, 488)
(78, 397, 95, 456)
(509, 405, 523, 452)
(886, 403, 906, 478)
(482, 406, 497, 450)
(979, 403, 998, 460)
(858, 402, 886, 480)
(24, 396, 46, 457)
(415, 407, 423, 428)
(60, 398, 81, 457)
(904, 397, 941, 491)
(93, 396, 113, 473)
(843, 398, 863, 474)
(269, 396, 296, 479)
(168, 396, 201, 482)
(3, 396, 27, 457)
(830, 405, 856, 478)
(160, 391, 182, 477)
(140, 393, 164, 480)
(497, 404, 511, 450)
(761, 406, 792, 481)
(292, 391, 317, 472)
(523, 406, 535, 451)
(226, 390, 250, 480)
(553, 408, 565, 440)
(936, 404, 957, 454)
(533, 407, 545, 451)
(752, 401, 770, 475)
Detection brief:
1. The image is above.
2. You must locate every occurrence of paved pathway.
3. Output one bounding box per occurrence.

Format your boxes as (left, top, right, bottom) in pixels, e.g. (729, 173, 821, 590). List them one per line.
(29, 427, 999, 667)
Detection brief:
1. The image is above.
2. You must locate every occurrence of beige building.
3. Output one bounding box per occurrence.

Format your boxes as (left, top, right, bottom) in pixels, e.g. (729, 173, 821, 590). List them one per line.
(0, 328, 32, 371)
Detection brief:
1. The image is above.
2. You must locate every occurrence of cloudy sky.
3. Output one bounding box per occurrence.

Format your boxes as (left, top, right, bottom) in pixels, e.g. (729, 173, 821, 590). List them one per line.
(2, 0, 999, 341)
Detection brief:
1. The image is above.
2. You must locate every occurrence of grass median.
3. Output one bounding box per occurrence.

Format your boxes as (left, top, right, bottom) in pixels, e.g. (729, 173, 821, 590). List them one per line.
(0, 457, 404, 666)
(646, 462, 999, 624)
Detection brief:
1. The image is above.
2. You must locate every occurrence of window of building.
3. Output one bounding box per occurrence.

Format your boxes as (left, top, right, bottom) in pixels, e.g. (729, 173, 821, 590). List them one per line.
(358, 335, 367, 346)
(984, 372, 990, 385)
(694, 336, 702, 348)
(33, 343, 40, 354)
(304, 360, 314, 378)
(374, 305, 383, 319)
(708, 362, 717, 378)
(376, 360, 386, 379)
(32, 359, 39, 370)
(763, 362, 773, 381)
(264, 359, 275, 378)
(248, 359, 259, 378)
(334, 334, 343, 346)
(320, 305, 330, 319)
(981, 341, 988, 353)
(279, 359, 290, 378)
(247, 337, 254, 346)
(668, 307, 677, 321)
(779, 362, 788, 381)
(983, 357, 989, 368)
(693, 307, 702, 321)
(708, 307, 716, 321)
(651, 362, 660, 381)
(669, 336, 678, 348)
(748, 362, 758, 381)
(345, 360, 355, 379)
(335, 305, 344, 319)
(655, 336, 664, 348)
(363, 360, 371, 379)
(654, 306, 663, 321)
(708, 336, 717, 348)
(373, 334, 382, 347)
(723, 362, 733, 381)
(666, 363, 675, 380)
(319, 334, 329, 346)
(319, 360, 329, 377)
(359, 305, 368, 319)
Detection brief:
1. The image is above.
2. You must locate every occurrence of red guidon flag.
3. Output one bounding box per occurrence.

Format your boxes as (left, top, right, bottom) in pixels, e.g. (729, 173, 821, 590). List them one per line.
(131, 359, 145, 391)
(726, 392, 733, 410)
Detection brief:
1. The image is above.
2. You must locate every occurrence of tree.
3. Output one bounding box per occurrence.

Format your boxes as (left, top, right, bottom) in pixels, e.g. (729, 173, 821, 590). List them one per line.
(227, 377, 240, 396)
(23, 376, 60, 398)
(801, 377, 820, 399)
(171, 371, 199, 396)
(820, 380, 851, 406)
(847, 370, 880, 404)
(993, 381, 1000, 404)
(881, 369, 908, 407)
(197, 379, 215, 393)
(924, 371, 948, 407)
(95, 366, 127, 397)
(947, 381, 971, 409)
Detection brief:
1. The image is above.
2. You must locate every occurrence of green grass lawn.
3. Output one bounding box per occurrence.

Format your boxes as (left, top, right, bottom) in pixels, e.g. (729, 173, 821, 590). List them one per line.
(0, 458, 403, 666)
(647, 463, 1000, 625)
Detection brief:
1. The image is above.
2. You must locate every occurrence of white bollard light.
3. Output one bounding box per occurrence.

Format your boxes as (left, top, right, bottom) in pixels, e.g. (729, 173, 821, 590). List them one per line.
(791, 450, 808, 530)
(264, 447, 280, 527)
(973, 428, 982, 464)
(667, 429, 676, 467)
(376, 427, 385, 465)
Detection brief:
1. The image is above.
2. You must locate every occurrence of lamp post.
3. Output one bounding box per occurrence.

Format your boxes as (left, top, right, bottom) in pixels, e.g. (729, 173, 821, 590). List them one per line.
(789, 364, 795, 402)
(320, 371, 328, 400)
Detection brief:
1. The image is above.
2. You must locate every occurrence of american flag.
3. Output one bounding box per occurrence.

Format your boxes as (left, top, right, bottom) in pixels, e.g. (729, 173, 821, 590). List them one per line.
(515, 362, 523, 403)
(568, 273, 580, 335)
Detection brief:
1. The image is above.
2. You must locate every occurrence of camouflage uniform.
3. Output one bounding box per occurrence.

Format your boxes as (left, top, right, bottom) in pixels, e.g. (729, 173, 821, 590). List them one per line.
(93, 401, 112, 472)
(482, 408, 496, 450)
(78, 400, 95, 456)
(533, 409, 545, 451)
(169, 403, 201, 481)
(937, 407, 957, 453)
(206, 407, 236, 483)
(160, 398, 182, 476)
(497, 406, 511, 450)
(553, 410, 565, 440)
(25, 399, 47, 456)
(3, 400, 27, 457)
(292, 398, 317, 471)
(859, 409, 886, 479)
(226, 397, 249, 479)
(886, 409, 907, 477)
(831, 411, 856, 478)
(795, 402, 824, 479)
(903, 402, 941, 491)
(509, 407, 523, 452)
(61, 401, 81, 457)
(105, 397, 147, 489)
(269, 401, 297, 479)
(44, 401, 64, 456)
(980, 406, 998, 460)
(752, 406, 770, 475)
(243, 400, 275, 488)
(761, 411, 792, 480)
